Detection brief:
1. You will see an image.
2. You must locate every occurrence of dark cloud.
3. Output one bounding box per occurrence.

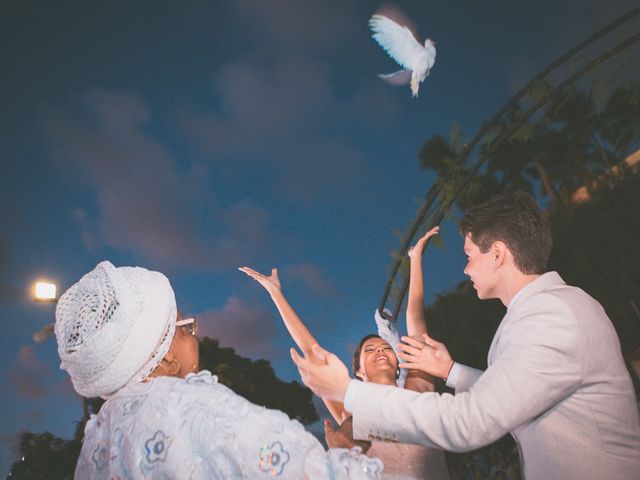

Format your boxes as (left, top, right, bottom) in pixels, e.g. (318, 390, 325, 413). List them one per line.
(53, 376, 77, 398)
(231, 0, 358, 54)
(20, 410, 43, 425)
(182, 56, 331, 157)
(179, 0, 397, 204)
(197, 296, 283, 360)
(41, 89, 275, 270)
(182, 55, 380, 203)
(548, 0, 638, 51)
(7, 346, 50, 399)
(283, 262, 341, 298)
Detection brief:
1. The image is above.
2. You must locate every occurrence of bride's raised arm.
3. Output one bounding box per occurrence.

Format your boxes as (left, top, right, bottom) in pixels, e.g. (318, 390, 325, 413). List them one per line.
(403, 226, 439, 392)
(239, 266, 349, 423)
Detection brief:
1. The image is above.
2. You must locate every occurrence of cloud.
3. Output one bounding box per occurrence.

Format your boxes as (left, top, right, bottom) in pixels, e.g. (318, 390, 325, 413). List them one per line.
(283, 262, 341, 298)
(53, 376, 77, 398)
(20, 410, 43, 425)
(179, 0, 395, 204)
(41, 89, 274, 270)
(7, 346, 51, 399)
(545, 0, 638, 56)
(230, 0, 358, 54)
(197, 296, 283, 360)
(182, 55, 379, 203)
(182, 56, 330, 156)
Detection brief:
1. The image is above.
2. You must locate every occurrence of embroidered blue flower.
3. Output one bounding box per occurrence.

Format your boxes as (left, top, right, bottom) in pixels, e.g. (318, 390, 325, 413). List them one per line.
(122, 396, 147, 417)
(92, 443, 108, 471)
(258, 441, 290, 476)
(144, 431, 171, 464)
(185, 370, 218, 386)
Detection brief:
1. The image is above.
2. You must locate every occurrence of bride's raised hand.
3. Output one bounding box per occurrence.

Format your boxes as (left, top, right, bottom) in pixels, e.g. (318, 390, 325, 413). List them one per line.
(408, 226, 440, 259)
(239, 266, 282, 294)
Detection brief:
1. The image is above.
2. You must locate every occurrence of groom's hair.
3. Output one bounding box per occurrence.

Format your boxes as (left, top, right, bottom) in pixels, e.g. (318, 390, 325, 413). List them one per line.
(460, 191, 552, 274)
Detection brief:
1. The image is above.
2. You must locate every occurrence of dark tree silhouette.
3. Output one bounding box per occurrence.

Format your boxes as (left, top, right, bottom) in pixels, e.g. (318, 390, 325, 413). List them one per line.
(198, 337, 318, 425)
(548, 170, 640, 352)
(7, 430, 81, 480)
(418, 81, 640, 214)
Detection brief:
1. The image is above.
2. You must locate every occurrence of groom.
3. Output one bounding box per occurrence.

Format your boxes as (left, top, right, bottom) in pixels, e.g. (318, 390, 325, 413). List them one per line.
(292, 191, 640, 480)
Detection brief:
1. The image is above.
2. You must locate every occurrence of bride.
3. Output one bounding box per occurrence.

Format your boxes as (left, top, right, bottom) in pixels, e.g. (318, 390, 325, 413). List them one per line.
(240, 226, 450, 480)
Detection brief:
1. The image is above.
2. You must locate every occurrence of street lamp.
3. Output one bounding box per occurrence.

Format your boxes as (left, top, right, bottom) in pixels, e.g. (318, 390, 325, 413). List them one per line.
(33, 280, 57, 302)
(32, 280, 58, 342)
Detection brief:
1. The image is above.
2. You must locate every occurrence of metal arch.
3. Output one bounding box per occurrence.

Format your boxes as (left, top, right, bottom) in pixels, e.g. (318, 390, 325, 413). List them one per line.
(377, 7, 640, 322)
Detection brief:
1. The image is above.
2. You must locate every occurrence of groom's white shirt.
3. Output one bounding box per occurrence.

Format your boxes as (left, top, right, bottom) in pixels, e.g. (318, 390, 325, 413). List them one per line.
(345, 272, 640, 480)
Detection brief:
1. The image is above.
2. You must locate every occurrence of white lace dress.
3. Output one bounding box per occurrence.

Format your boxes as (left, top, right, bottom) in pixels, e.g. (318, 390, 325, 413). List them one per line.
(75, 371, 383, 479)
(367, 442, 450, 480)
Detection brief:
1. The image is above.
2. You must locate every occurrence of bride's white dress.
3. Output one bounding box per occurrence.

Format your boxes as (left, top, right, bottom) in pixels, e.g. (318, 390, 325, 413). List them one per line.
(368, 441, 450, 480)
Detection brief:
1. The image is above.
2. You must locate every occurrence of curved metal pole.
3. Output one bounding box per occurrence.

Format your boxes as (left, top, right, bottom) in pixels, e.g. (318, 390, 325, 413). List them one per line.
(377, 9, 640, 321)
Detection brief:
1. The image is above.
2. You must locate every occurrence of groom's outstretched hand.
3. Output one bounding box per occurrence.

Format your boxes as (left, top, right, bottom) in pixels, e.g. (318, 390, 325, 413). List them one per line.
(290, 344, 351, 403)
(397, 333, 454, 380)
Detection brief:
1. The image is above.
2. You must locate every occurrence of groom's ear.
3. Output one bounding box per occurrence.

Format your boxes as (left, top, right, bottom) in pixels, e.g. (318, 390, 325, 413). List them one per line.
(491, 241, 508, 266)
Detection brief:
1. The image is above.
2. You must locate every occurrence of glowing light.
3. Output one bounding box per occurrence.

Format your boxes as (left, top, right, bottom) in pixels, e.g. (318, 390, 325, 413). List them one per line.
(34, 281, 57, 301)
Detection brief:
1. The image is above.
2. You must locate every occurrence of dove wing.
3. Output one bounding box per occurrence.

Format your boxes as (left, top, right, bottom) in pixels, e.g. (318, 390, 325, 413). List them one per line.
(369, 14, 425, 71)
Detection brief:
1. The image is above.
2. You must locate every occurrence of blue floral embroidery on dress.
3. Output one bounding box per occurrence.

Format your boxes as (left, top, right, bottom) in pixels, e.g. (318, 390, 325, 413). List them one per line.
(258, 441, 290, 476)
(92, 443, 108, 471)
(185, 370, 218, 386)
(144, 431, 171, 464)
(122, 396, 147, 417)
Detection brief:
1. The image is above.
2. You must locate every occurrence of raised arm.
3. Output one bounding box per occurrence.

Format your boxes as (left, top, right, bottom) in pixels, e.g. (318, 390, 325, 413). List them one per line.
(406, 226, 439, 337)
(239, 266, 349, 423)
(404, 226, 439, 392)
(239, 267, 318, 352)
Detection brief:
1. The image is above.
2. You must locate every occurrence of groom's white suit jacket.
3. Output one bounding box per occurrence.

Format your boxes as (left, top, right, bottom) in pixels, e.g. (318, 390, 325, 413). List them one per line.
(351, 272, 640, 479)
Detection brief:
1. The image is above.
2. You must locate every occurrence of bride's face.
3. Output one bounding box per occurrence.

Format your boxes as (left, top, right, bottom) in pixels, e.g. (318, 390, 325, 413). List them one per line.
(357, 337, 397, 382)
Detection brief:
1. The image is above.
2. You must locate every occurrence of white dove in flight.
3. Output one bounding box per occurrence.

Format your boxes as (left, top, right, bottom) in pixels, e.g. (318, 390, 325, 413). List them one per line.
(369, 13, 436, 97)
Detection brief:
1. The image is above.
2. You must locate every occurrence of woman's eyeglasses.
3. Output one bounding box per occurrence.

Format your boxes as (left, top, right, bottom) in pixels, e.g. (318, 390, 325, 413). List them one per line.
(176, 317, 198, 336)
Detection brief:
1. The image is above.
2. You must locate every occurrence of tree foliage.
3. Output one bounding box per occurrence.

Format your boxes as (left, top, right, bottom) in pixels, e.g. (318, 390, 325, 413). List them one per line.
(418, 80, 640, 213)
(198, 337, 318, 425)
(423, 282, 505, 371)
(547, 171, 640, 352)
(7, 431, 80, 480)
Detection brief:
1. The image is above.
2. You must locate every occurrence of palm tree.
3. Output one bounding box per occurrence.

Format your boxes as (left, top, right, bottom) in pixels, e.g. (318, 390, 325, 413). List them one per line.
(601, 81, 640, 158)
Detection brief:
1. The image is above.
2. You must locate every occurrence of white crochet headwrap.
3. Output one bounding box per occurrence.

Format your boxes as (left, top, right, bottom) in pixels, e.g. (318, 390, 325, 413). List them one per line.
(54, 261, 177, 398)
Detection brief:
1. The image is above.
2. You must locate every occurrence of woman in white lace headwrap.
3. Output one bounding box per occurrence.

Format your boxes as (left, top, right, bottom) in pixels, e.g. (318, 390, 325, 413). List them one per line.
(239, 226, 450, 480)
(55, 261, 383, 479)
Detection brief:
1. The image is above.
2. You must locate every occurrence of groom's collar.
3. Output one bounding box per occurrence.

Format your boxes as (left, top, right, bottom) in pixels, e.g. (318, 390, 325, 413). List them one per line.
(507, 271, 565, 311)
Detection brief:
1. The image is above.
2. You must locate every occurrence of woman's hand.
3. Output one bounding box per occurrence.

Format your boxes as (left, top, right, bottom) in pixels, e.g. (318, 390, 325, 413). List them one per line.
(397, 333, 454, 380)
(239, 266, 282, 295)
(324, 417, 371, 453)
(408, 226, 439, 259)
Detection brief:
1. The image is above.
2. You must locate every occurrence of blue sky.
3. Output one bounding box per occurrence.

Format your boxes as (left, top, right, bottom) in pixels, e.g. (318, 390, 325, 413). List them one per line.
(0, 0, 636, 475)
